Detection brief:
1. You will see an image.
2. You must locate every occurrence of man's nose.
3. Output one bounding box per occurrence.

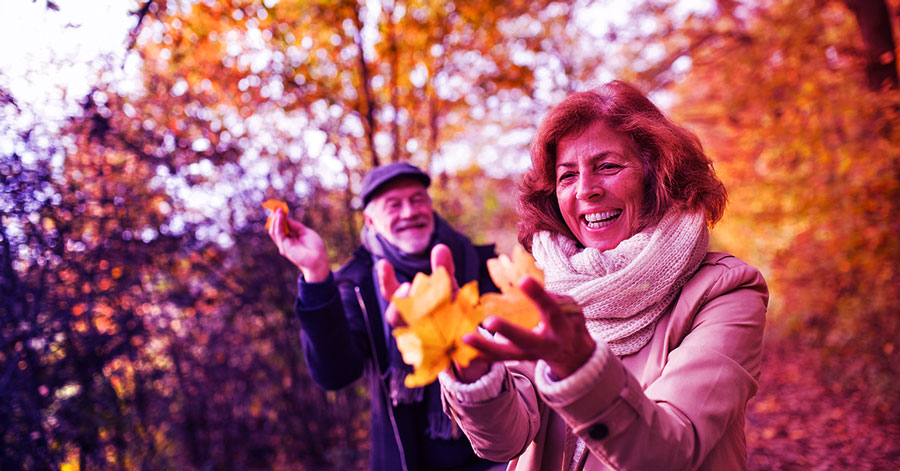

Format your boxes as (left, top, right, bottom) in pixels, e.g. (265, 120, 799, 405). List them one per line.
(400, 200, 417, 217)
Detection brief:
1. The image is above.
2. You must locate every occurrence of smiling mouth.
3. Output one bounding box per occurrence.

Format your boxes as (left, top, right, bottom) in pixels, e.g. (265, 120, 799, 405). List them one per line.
(395, 219, 430, 232)
(581, 209, 621, 229)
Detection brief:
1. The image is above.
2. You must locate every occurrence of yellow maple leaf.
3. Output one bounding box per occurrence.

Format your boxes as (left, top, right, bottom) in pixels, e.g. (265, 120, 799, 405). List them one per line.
(392, 267, 484, 387)
(393, 266, 453, 325)
(481, 244, 545, 329)
(261, 199, 291, 236)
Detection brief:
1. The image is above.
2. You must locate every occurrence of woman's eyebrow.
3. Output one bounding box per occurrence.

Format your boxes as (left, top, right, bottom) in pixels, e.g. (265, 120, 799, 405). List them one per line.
(557, 151, 617, 169)
(589, 150, 618, 161)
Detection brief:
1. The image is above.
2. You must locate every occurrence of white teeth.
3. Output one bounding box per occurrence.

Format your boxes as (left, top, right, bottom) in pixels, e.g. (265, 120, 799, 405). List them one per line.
(583, 210, 621, 223)
(582, 210, 621, 229)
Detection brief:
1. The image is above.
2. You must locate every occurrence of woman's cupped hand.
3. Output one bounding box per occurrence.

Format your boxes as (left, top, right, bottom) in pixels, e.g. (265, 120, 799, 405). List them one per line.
(463, 277, 596, 381)
(376, 244, 596, 383)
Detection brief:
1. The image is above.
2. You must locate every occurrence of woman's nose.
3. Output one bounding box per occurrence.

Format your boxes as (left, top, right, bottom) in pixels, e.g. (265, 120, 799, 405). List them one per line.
(576, 175, 603, 200)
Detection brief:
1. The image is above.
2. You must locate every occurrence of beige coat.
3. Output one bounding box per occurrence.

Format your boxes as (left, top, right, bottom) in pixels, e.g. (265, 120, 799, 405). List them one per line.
(442, 253, 768, 471)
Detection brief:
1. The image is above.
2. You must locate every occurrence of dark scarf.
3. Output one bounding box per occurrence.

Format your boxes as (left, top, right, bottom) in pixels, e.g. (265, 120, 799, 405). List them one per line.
(361, 212, 480, 439)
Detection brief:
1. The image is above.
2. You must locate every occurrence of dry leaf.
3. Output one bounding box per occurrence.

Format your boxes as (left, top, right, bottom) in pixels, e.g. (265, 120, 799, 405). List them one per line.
(393, 267, 452, 325)
(392, 267, 484, 387)
(262, 199, 291, 235)
(481, 244, 545, 329)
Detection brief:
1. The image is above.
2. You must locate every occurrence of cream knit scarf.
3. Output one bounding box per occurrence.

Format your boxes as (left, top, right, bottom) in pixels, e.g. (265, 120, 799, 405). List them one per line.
(531, 209, 709, 356)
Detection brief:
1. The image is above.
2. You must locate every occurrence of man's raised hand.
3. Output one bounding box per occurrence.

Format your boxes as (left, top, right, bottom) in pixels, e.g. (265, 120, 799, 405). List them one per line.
(267, 208, 330, 282)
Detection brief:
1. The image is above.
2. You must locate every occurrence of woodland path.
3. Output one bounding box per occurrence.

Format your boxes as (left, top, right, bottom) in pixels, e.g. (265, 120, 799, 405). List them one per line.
(747, 339, 900, 470)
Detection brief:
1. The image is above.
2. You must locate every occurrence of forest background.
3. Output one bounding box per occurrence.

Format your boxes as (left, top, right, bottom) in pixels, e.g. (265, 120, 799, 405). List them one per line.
(2, 0, 899, 469)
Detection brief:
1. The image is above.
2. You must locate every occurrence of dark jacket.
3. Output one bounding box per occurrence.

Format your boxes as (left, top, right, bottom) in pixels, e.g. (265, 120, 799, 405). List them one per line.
(295, 244, 501, 471)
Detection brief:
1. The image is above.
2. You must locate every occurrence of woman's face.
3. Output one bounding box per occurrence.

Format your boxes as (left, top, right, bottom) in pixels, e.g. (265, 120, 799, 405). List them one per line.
(555, 121, 646, 251)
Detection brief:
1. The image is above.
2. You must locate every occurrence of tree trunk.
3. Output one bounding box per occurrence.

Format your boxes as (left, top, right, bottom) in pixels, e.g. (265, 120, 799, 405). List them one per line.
(384, 4, 402, 163)
(389, 42, 402, 164)
(843, 0, 899, 90)
(352, 4, 380, 168)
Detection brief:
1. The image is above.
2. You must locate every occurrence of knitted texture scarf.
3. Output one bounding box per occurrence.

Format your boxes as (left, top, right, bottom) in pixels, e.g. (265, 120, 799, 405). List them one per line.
(531, 209, 709, 356)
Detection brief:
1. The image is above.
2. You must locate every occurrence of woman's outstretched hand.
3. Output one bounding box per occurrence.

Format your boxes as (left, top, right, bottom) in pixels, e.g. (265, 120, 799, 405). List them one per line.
(464, 277, 595, 379)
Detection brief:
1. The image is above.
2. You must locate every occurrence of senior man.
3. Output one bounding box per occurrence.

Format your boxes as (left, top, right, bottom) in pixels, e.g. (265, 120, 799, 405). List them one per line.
(267, 162, 503, 471)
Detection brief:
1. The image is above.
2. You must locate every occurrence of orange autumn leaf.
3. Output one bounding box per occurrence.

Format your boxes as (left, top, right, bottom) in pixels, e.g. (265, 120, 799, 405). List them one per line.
(261, 199, 291, 235)
(482, 244, 545, 329)
(393, 266, 453, 325)
(392, 267, 484, 387)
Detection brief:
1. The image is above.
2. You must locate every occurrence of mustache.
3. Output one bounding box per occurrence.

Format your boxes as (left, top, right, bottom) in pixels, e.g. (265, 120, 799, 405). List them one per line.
(393, 215, 431, 231)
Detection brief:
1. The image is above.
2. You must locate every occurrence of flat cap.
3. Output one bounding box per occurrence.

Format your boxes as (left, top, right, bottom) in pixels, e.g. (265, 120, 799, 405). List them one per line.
(360, 162, 431, 206)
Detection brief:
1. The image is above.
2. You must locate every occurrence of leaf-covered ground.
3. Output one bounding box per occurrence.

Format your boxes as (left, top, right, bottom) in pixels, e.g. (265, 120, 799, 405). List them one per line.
(747, 338, 900, 470)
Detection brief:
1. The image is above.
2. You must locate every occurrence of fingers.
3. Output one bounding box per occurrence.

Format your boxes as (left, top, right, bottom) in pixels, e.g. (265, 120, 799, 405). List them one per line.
(519, 277, 558, 316)
(482, 315, 546, 354)
(431, 244, 455, 282)
(376, 259, 401, 301)
(284, 212, 306, 235)
(462, 329, 532, 363)
(384, 283, 410, 327)
(269, 208, 301, 241)
(451, 357, 492, 383)
(272, 208, 285, 238)
(519, 276, 576, 330)
(378, 259, 405, 327)
(267, 209, 284, 252)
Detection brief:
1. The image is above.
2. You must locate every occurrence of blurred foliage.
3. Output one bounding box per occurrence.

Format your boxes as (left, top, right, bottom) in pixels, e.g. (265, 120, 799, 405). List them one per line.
(662, 0, 900, 420)
(2, 0, 576, 469)
(1, 0, 898, 469)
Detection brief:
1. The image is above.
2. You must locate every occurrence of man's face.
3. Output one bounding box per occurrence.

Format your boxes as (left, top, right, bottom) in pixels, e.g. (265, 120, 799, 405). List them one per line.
(364, 178, 435, 255)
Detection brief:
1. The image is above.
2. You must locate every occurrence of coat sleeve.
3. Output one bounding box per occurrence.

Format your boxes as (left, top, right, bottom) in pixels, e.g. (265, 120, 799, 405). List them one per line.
(442, 256, 767, 470)
(441, 362, 547, 462)
(541, 257, 768, 470)
(294, 267, 374, 391)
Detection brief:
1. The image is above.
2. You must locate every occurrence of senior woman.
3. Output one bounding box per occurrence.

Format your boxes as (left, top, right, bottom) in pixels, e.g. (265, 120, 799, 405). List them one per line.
(437, 81, 768, 470)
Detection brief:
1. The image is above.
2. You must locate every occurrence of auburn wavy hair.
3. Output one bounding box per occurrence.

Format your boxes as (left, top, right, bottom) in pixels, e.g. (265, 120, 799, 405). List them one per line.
(517, 80, 727, 250)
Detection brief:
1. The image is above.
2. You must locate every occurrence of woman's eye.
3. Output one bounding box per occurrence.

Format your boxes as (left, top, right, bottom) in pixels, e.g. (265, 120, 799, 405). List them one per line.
(597, 163, 621, 172)
(557, 172, 576, 183)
